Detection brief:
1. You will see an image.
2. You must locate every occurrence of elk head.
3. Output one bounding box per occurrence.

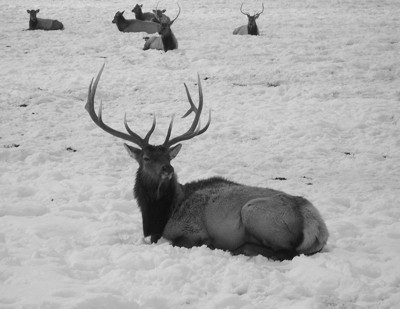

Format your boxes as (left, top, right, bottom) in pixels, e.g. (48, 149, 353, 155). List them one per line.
(132, 4, 143, 15)
(27, 9, 40, 21)
(154, 3, 180, 37)
(85, 64, 211, 194)
(240, 3, 264, 34)
(112, 11, 124, 24)
(153, 9, 168, 21)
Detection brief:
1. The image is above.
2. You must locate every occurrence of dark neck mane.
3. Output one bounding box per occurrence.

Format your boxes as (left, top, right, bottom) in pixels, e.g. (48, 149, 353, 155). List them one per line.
(248, 23, 258, 35)
(134, 169, 179, 240)
(29, 19, 38, 29)
(161, 31, 177, 52)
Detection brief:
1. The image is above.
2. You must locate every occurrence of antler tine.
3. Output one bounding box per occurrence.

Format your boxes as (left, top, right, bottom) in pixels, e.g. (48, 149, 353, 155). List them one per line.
(197, 109, 211, 135)
(240, 3, 250, 16)
(179, 74, 203, 132)
(123, 113, 155, 147)
(163, 115, 175, 145)
(85, 64, 150, 148)
(182, 82, 198, 118)
(144, 114, 157, 143)
(163, 75, 211, 147)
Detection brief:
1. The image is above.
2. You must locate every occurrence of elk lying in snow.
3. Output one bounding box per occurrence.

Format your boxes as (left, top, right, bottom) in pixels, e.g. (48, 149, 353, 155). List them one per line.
(132, 4, 168, 23)
(27, 9, 64, 30)
(233, 3, 264, 35)
(143, 4, 180, 52)
(112, 11, 160, 34)
(85, 65, 329, 260)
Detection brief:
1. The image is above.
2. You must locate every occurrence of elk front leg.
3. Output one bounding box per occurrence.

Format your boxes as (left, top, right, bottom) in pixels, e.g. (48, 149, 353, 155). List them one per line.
(171, 235, 212, 249)
(141, 208, 167, 243)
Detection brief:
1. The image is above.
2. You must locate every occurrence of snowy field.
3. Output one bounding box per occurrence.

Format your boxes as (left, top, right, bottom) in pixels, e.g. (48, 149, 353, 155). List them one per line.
(1, 0, 400, 308)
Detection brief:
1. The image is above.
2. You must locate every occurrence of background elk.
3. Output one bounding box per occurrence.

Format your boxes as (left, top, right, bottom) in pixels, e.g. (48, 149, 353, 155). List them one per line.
(153, 8, 170, 23)
(143, 4, 180, 52)
(233, 3, 264, 35)
(85, 65, 329, 261)
(132, 4, 168, 23)
(27, 9, 64, 30)
(112, 11, 160, 33)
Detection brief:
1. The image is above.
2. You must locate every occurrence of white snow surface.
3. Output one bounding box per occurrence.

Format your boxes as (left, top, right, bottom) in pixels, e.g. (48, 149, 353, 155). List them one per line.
(1, 0, 400, 308)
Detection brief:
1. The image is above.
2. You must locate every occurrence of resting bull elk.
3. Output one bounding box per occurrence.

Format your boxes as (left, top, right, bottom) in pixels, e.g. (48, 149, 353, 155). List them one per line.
(27, 9, 64, 31)
(143, 4, 180, 52)
(112, 11, 160, 34)
(233, 3, 264, 35)
(85, 65, 329, 260)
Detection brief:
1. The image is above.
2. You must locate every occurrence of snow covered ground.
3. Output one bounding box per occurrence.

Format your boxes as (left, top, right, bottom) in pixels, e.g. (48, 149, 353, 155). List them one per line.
(1, 0, 400, 308)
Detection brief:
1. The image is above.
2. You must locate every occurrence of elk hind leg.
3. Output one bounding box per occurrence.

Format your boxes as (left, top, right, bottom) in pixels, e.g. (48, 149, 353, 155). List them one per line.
(241, 196, 304, 254)
(295, 198, 329, 255)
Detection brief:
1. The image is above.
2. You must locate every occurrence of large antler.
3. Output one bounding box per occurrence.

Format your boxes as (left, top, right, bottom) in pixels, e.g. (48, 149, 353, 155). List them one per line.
(163, 74, 211, 147)
(240, 3, 250, 17)
(85, 63, 155, 149)
(85, 64, 211, 149)
(169, 3, 181, 25)
(255, 3, 264, 18)
(155, 3, 180, 24)
(240, 3, 264, 17)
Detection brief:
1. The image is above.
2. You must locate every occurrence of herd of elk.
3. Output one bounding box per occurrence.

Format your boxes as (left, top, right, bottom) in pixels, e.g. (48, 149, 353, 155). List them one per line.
(143, 4, 180, 52)
(26, 3, 330, 260)
(27, 9, 64, 31)
(27, 3, 266, 46)
(85, 65, 329, 260)
(112, 11, 160, 34)
(233, 3, 264, 35)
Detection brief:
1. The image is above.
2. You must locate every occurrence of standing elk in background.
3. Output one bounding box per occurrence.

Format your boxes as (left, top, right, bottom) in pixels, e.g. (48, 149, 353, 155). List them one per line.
(132, 4, 169, 23)
(233, 3, 264, 35)
(143, 4, 180, 52)
(112, 11, 160, 34)
(27, 9, 64, 30)
(132, 4, 157, 21)
(85, 64, 329, 261)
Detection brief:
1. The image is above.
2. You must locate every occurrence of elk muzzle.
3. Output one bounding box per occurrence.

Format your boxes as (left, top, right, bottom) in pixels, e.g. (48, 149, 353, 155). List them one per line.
(160, 164, 174, 180)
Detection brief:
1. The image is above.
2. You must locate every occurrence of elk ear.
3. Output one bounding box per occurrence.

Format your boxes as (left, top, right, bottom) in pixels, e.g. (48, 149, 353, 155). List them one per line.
(121, 10, 125, 15)
(169, 144, 182, 160)
(161, 9, 166, 13)
(36, 9, 40, 13)
(27, 10, 31, 13)
(124, 143, 142, 163)
(140, 4, 143, 8)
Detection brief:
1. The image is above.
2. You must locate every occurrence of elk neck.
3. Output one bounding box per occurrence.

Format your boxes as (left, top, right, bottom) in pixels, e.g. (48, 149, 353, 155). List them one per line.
(29, 16, 38, 29)
(248, 23, 259, 35)
(160, 29, 177, 52)
(134, 165, 182, 210)
(134, 167, 184, 239)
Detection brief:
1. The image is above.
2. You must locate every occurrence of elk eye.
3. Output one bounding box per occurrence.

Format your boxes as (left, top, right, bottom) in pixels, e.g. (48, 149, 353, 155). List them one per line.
(143, 156, 150, 162)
